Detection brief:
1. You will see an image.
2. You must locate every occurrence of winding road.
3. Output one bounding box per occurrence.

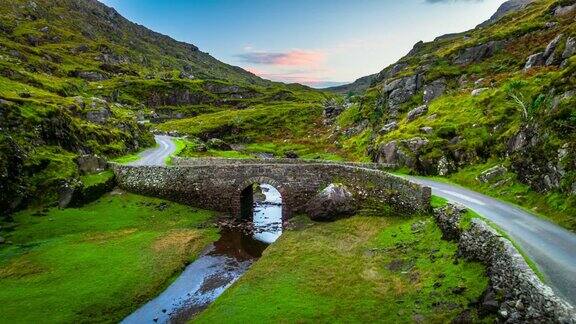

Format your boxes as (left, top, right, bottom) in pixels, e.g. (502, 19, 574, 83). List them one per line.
(130, 136, 576, 306)
(408, 176, 576, 306)
(128, 135, 177, 166)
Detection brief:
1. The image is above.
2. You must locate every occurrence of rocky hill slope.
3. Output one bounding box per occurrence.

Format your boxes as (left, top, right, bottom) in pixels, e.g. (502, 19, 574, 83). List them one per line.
(327, 0, 576, 229)
(0, 0, 325, 216)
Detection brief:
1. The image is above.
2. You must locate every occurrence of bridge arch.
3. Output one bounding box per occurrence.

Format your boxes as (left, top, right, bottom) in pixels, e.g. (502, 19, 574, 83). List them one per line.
(237, 176, 289, 220)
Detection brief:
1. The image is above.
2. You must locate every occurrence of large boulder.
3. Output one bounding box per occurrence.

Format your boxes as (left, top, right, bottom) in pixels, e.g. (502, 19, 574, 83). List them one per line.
(477, 165, 507, 183)
(76, 155, 107, 175)
(305, 183, 357, 221)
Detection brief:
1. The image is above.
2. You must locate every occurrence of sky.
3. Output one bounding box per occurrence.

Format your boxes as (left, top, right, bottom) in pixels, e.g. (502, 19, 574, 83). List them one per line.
(99, 0, 507, 88)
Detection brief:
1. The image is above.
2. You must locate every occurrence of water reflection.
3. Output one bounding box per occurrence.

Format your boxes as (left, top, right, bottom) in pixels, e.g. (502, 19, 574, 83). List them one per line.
(122, 184, 283, 324)
(252, 184, 283, 244)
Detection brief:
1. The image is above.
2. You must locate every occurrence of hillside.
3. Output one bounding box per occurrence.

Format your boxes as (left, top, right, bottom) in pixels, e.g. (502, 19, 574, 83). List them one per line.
(0, 0, 328, 215)
(327, 0, 576, 229)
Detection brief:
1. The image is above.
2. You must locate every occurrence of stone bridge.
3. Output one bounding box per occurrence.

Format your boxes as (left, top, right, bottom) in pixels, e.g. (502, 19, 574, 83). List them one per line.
(111, 158, 431, 219)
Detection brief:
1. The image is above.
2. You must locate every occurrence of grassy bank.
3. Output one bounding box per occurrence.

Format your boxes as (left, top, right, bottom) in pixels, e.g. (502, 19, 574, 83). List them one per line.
(0, 192, 218, 323)
(197, 213, 489, 323)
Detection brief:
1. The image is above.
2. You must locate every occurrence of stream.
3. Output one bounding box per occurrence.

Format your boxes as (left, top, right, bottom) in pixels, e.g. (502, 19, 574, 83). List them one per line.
(122, 184, 283, 324)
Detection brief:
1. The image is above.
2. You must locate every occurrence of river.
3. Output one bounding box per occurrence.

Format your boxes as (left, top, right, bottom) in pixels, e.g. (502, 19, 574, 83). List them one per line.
(122, 184, 283, 323)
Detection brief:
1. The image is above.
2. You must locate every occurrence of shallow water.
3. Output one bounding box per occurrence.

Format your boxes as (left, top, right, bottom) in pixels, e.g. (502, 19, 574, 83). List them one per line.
(122, 184, 283, 324)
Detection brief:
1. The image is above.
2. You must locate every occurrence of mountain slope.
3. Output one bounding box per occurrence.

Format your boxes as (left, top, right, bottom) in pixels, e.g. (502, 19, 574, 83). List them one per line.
(0, 0, 328, 215)
(327, 0, 576, 229)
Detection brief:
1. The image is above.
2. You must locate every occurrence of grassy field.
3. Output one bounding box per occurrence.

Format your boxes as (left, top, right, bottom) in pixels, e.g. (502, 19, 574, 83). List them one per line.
(197, 213, 489, 323)
(0, 192, 218, 323)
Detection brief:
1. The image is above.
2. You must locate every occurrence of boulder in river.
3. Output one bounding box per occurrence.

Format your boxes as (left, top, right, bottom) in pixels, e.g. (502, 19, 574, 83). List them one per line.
(305, 183, 357, 221)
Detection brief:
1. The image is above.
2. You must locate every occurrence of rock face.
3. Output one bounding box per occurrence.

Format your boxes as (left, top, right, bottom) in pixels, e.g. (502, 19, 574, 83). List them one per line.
(434, 205, 576, 323)
(305, 183, 357, 221)
(374, 137, 429, 168)
(453, 41, 504, 65)
(382, 74, 423, 115)
(476, 165, 507, 183)
(423, 79, 446, 103)
(323, 98, 346, 123)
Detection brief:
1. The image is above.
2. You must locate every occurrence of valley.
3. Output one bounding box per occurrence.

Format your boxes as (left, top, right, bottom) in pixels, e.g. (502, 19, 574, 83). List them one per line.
(1, 0, 576, 322)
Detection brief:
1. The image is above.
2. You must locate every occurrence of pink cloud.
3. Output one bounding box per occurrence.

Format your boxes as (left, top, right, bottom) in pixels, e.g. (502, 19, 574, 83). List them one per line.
(237, 50, 325, 66)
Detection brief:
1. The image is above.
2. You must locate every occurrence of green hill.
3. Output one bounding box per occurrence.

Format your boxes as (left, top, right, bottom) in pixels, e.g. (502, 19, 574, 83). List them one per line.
(0, 0, 327, 215)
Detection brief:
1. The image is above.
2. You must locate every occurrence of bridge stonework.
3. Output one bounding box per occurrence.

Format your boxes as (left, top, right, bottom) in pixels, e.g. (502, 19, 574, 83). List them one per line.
(111, 159, 431, 219)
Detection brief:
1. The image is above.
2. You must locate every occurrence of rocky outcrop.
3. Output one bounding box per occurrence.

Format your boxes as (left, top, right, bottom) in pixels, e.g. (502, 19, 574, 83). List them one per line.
(305, 183, 357, 221)
(406, 105, 428, 122)
(507, 125, 569, 192)
(423, 79, 446, 103)
(206, 138, 232, 151)
(381, 74, 423, 115)
(453, 41, 504, 65)
(374, 137, 429, 168)
(525, 34, 567, 70)
(434, 205, 576, 323)
(323, 98, 346, 123)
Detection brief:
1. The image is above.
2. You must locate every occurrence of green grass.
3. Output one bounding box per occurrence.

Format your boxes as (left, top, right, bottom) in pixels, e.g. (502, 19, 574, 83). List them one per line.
(197, 213, 489, 323)
(165, 137, 186, 165)
(79, 170, 114, 187)
(0, 192, 218, 323)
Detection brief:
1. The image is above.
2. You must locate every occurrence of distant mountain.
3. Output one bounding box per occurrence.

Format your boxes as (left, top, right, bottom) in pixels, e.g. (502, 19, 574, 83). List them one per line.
(325, 74, 378, 95)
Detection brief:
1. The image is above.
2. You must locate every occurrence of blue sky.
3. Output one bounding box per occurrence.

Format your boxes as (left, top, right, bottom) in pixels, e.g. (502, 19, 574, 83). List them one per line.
(100, 0, 506, 87)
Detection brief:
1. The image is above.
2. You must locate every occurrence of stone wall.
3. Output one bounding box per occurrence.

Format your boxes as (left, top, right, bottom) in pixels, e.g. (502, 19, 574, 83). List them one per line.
(111, 161, 430, 219)
(434, 204, 576, 323)
(171, 157, 394, 169)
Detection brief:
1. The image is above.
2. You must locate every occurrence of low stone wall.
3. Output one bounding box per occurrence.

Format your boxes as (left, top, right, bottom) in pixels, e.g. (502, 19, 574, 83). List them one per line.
(434, 204, 576, 323)
(111, 162, 430, 219)
(171, 157, 394, 169)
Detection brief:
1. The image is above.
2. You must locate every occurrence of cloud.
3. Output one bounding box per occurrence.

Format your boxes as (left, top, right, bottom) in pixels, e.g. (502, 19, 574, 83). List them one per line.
(245, 66, 344, 88)
(236, 50, 325, 66)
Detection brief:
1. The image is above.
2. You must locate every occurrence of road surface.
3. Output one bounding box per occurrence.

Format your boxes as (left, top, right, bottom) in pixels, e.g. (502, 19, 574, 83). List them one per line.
(408, 176, 576, 306)
(128, 135, 177, 166)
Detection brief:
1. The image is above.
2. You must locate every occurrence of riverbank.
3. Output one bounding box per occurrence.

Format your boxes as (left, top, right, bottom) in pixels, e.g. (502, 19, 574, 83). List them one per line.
(0, 191, 218, 323)
(197, 212, 490, 322)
